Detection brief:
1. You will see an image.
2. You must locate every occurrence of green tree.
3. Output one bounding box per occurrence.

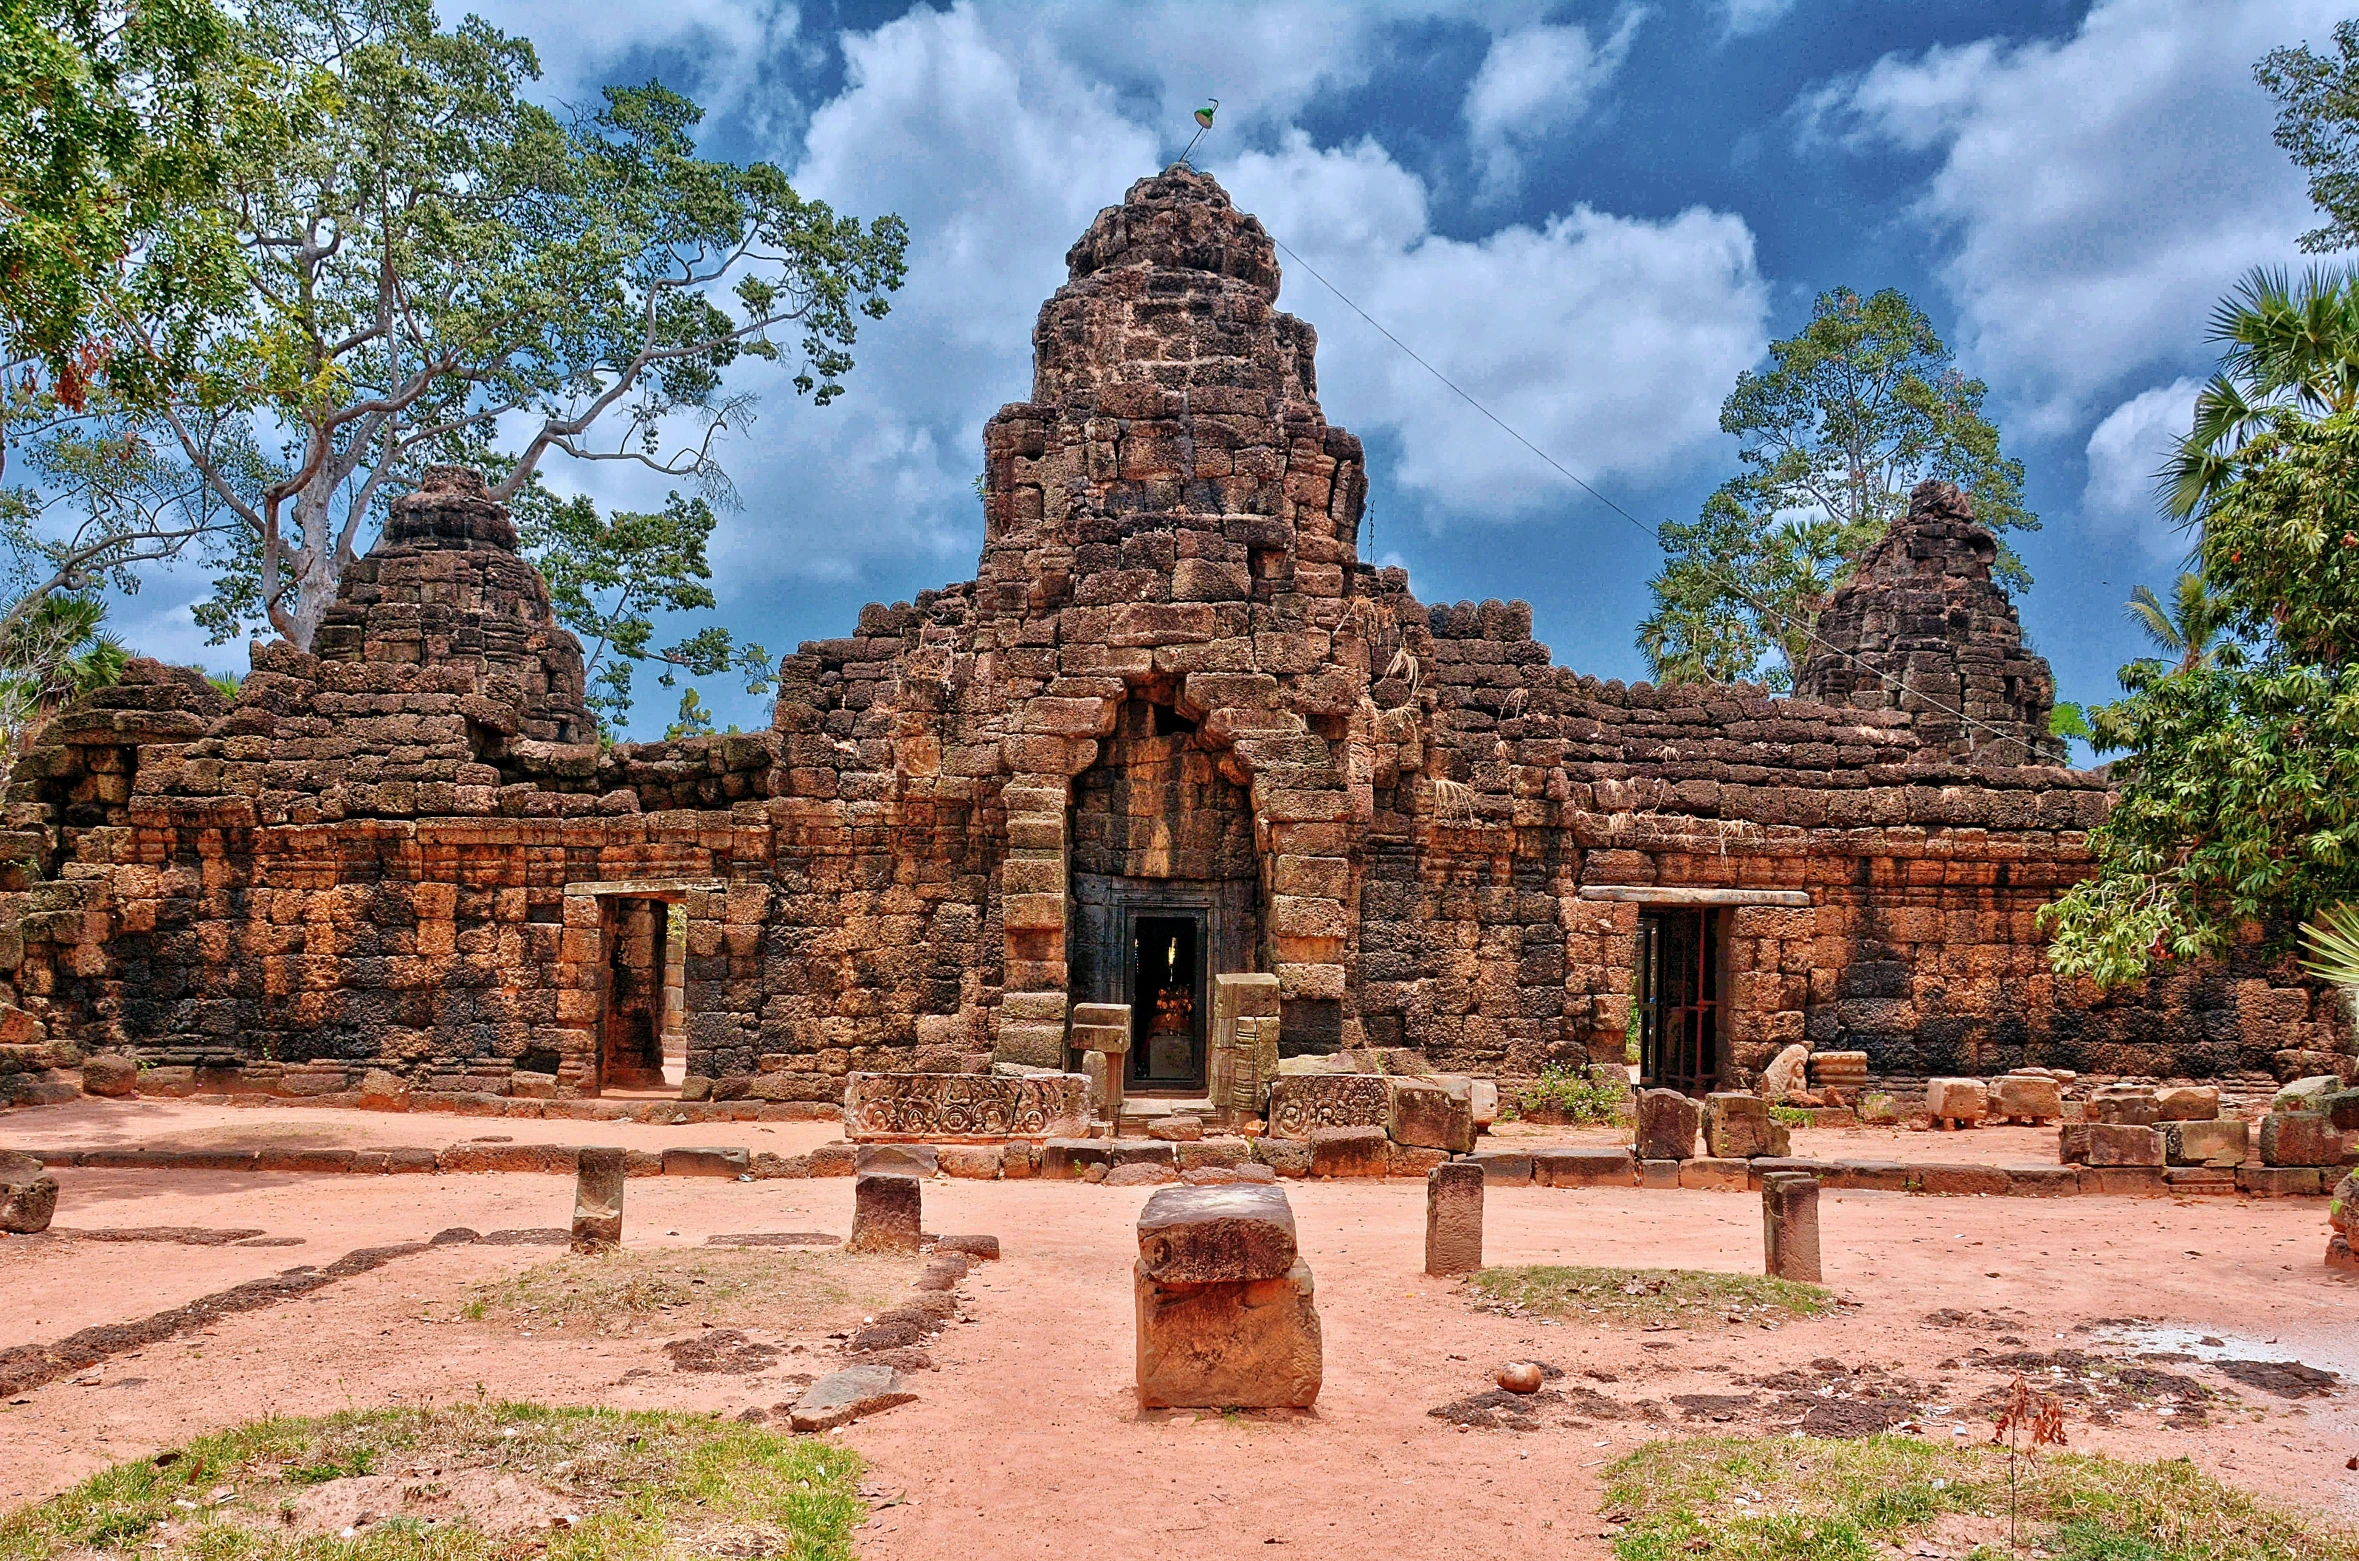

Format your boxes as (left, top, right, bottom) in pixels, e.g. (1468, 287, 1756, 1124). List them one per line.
(2124, 572, 2241, 673)
(1637, 287, 2036, 687)
(0, 594, 129, 757)
(50, 0, 905, 658)
(2045, 406, 2359, 988)
(2165, 265, 2359, 521)
(1, 0, 244, 641)
(513, 484, 771, 728)
(2259, 20, 2359, 254)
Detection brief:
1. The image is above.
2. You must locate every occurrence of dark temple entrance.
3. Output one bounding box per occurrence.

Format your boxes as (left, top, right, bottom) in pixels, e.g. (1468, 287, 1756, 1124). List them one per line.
(1129, 912, 1206, 1090)
(1636, 907, 1720, 1095)
(599, 896, 670, 1092)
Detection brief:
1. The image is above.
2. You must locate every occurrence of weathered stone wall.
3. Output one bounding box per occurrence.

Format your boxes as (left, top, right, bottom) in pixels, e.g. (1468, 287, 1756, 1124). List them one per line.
(0, 167, 2341, 1103)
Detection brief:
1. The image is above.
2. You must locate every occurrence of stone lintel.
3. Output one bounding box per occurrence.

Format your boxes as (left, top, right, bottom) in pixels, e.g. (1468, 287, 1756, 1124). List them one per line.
(1576, 886, 1810, 907)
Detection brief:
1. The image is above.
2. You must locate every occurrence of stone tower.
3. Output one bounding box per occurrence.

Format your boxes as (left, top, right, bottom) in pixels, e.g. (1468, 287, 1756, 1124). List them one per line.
(1796, 480, 2065, 765)
(312, 464, 592, 744)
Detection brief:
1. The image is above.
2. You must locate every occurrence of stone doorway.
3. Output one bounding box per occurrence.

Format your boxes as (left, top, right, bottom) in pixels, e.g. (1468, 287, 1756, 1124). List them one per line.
(1129, 911, 1206, 1091)
(599, 897, 672, 1092)
(1637, 907, 1721, 1095)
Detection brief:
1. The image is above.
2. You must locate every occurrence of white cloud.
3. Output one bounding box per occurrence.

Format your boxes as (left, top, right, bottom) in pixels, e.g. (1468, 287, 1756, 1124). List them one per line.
(1463, 11, 1646, 198)
(467, 0, 809, 142)
(2082, 377, 2201, 561)
(1227, 133, 1768, 517)
(1720, 0, 1795, 36)
(1812, 0, 2344, 434)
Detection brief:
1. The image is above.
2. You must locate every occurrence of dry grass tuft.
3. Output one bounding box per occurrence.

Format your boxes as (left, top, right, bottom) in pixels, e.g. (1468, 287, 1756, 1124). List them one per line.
(448, 1248, 906, 1338)
(1470, 1265, 1828, 1329)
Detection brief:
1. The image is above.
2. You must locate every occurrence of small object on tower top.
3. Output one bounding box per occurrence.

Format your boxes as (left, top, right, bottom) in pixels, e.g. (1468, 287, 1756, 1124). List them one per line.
(1178, 97, 1219, 167)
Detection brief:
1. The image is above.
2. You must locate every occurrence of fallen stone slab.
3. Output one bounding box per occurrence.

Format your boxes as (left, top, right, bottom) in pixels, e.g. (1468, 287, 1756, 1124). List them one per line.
(935, 1233, 1000, 1260)
(1531, 1147, 1634, 1188)
(1634, 1089, 1700, 1160)
(789, 1365, 916, 1432)
(663, 1146, 751, 1178)
(1467, 1149, 1533, 1187)
(1, 1151, 58, 1234)
(1308, 1125, 1389, 1178)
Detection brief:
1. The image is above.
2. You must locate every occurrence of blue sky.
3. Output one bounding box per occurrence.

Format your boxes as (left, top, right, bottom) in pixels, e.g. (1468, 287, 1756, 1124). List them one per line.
(119, 0, 2353, 744)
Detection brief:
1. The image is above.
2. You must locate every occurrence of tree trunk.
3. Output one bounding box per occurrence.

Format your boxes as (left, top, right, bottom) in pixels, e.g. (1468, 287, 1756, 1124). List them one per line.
(282, 482, 340, 652)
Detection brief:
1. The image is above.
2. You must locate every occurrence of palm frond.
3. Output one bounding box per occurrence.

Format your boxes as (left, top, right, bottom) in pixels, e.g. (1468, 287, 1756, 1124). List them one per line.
(2300, 902, 2359, 987)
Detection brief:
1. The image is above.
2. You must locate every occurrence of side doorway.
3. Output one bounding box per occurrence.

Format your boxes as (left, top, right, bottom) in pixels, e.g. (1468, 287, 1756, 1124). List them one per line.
(1636, 907, 1721, 1095)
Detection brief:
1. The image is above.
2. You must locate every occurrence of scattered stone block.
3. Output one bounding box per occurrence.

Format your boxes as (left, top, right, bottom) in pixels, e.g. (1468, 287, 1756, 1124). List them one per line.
(844, 1072, 1090, 1141)
(1639, 1158, 1681, 1190)
(1424, 1161, 1484, 1276)
(1761, 1173, 1821, 1282)
(1810, 1051, 1869, 1094)
(848, 1172, 922, 1255)
(80, 1053, 137, 1098)
(1387, 1080, 1475, 1154)
(2058, 1122, 2092, 1164)
(856, 1144, 939, 1177)
(571, 1146, 626, 1251)
(1250, 1136, 1311, 1178)
(2261, 1112, 2348, 1168)
(1923, 1077, 1987, 1127)
(1309, 1125, 1390, 1178)
(2240, 1165, 2323, 1196)
(0, 1151, 57, 1234)
(1821, 1160, 1912, 1192)
(662, 1146, 749, 1178)
(1177, 1138, 1250, 1171)
(1678, 1157, 1751, 1192)
(2154, 1085, 2220, 1122)
(2163, 1119, 2250, 1167)
(2001, 1165, 2081, 1197)
(2326, 1091, 2359, 1132)
(1147, 1115, 1205, 1142)
(938, 1145, 1004, 1179)
(1533, 1147, 1635, 1187)
(1134, 1184, 1321, 1409)
(2081, 1166, 2167, 1196)
(1913, 1163, 2011, 1196)
(1182, 1162, 1278, 1185)
(1469, 1080, 1500, 1129)
(1468, 1149, 1533, 1186)
(1111, 1139, 1177, 1167)
(1989, 1073, 2062, 1124)
(1703, 1093, 1774, 1159)
(937, 1233, 1000, 1260)
(790, 1365, 916, 1431)
(2274, 1076, 2341, 1113)
(2083, 1124, 2164, 1167)
(1106, 1161, 1178, 1186)
(1138, 1183, 1298, 1283)
(2086, 1086, 2161, 1126)
(1038, 1138, 1110, 1179)
(1267, 1074, 1390, 1139)
(1634, 1089, 1700, 1161)
(2164, 1167, 2237, 1196)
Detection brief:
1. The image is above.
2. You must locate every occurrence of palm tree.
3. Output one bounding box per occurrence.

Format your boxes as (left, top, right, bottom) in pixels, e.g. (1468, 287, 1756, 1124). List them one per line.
(2123, 572, 2239, 672)
(2168, 265, 2359, 522)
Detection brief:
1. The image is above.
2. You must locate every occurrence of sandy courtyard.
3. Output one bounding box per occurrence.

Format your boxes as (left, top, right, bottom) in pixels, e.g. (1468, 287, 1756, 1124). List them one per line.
(3, 1156, 2357, 1560)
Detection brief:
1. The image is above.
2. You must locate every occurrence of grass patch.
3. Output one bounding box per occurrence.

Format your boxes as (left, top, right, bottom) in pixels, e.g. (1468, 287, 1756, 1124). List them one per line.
(0, 1403, 866, 1561)
(1470, 1265, 1829, 1328)
(1507, 1064, 1630, 1125)
(449, 1247, 901, 1338)
(1601, 1435, 2359, 1561)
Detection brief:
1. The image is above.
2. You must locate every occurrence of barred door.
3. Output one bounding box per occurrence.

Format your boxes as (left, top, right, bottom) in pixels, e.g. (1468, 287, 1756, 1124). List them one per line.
(1637, 908, 1719, 1095)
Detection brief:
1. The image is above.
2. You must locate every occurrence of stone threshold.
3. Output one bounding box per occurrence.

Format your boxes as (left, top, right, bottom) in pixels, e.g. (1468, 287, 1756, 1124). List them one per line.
(16, 1141, 2332, 1197)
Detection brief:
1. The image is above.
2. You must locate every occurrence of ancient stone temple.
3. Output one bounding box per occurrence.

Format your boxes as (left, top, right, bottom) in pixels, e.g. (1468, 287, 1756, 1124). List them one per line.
(0, 166, 2342, 1112)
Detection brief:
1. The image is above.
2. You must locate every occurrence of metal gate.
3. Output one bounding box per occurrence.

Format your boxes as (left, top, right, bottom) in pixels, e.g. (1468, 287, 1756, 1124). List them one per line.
(1637, 907, 1719, 1095)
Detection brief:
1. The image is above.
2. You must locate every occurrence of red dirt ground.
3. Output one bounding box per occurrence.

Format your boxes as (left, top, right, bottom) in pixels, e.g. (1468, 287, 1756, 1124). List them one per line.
(3, 1151, 2356, 1560)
